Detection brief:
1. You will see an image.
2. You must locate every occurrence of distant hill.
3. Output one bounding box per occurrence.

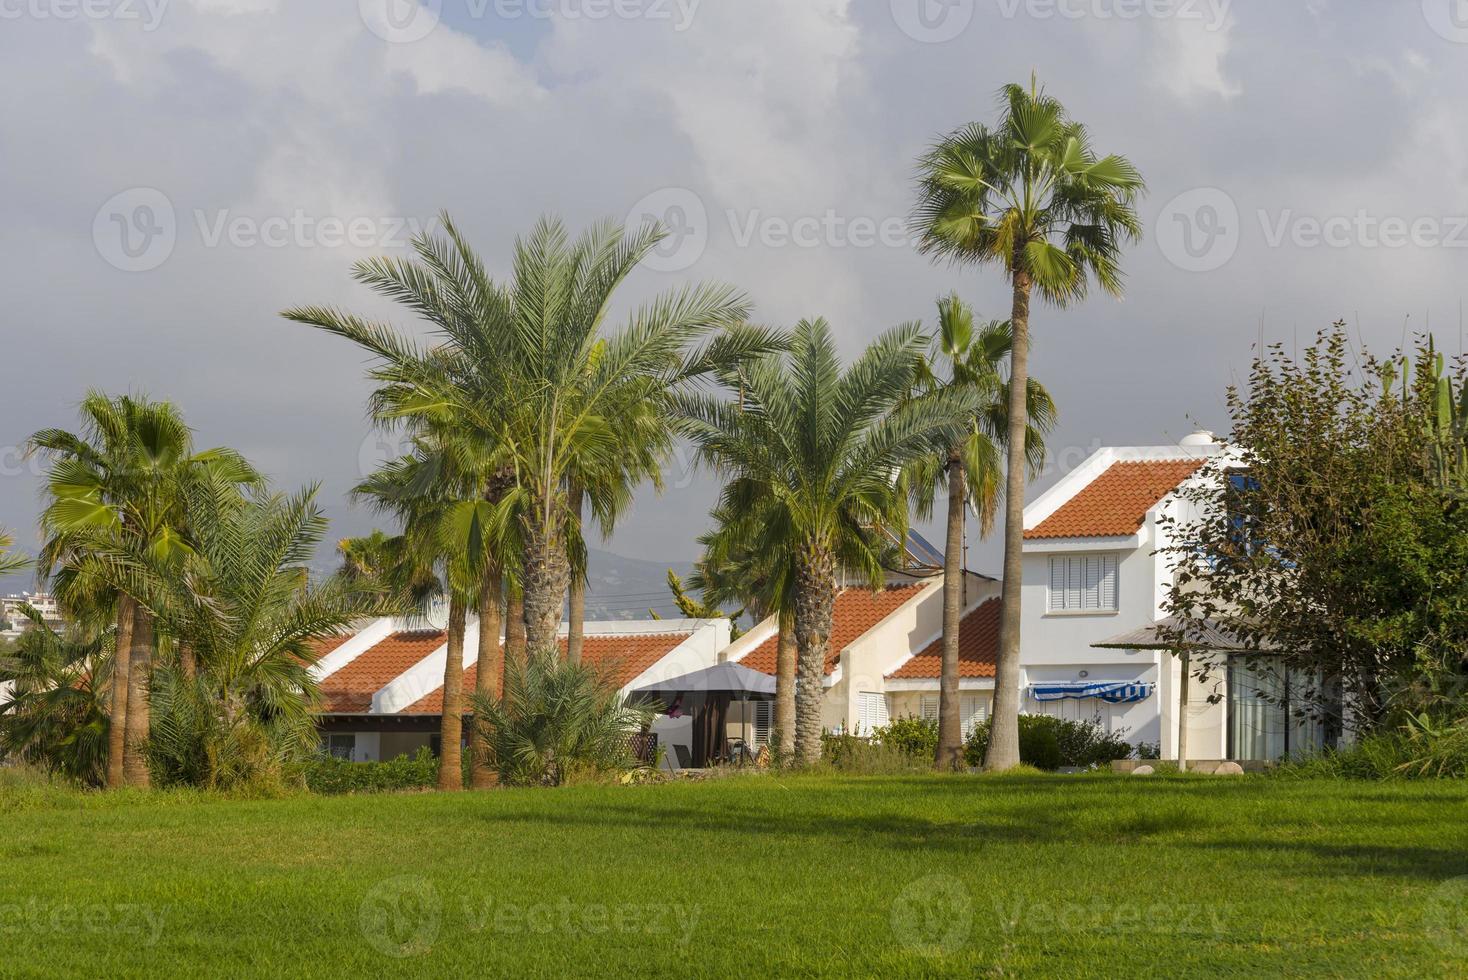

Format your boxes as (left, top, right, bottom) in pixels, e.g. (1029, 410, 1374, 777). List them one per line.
(2, 547, 719, 625)
(583, 547, 701, 622)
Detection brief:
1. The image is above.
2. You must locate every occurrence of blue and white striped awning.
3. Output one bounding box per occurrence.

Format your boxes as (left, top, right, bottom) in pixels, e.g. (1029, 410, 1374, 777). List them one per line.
(1029, 681, 1154, 704)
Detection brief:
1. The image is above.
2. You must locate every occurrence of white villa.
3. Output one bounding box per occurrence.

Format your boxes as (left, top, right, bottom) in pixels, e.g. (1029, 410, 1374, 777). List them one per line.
(717, 431, 1331, 765)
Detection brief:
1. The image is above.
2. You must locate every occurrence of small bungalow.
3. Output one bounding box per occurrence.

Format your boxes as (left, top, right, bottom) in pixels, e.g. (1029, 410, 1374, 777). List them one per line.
(311, 614, 729, 762)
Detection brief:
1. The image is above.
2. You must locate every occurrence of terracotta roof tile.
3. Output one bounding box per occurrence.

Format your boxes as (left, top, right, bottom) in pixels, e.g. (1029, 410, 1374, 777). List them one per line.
(887, 599, 1000, 679)
(403, 631, 693, 714)
(1025, 460, 1203, 540)
(318, 631, 444, 713)
(738, 585, 924, 676)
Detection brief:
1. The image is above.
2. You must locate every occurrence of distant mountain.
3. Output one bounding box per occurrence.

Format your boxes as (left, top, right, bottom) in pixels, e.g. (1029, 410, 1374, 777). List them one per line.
(1, 547, 716, 625)
(583, 547, 699, 622)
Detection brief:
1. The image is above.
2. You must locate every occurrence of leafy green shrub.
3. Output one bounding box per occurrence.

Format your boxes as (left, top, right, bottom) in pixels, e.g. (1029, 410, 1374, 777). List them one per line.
(1278, 716, 1468, 780)
(470, 649, 653, 787)
(300, 747, 439, 794)
(964, 715, 1133, 770)
(871, 715, 939, 758)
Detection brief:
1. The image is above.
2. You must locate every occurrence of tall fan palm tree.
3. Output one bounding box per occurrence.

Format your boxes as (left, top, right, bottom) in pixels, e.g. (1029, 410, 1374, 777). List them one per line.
(913, 77, 1144, 769)
(679, 318, 976, 765)
(27, 392, 257, 788)
(903, 297, 1056, 769)
(284, 214, 765, 656)
(77, 477, 389, 790)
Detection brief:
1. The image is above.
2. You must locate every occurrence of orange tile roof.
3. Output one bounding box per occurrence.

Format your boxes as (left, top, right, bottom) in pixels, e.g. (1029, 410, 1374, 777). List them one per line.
(738, 584, 925, 676)
(403, 631, 693, 714)
(887, 599, 1000, 679)
(1025, 459, 1204, 540)
(318, 631, 445, 713)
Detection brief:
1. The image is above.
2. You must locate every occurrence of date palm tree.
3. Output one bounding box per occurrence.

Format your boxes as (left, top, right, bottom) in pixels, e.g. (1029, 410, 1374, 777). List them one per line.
(913, 77, 1144, 769)
(679, 318, 976, 765)
(286, 214, 764, 656)
(903, 297, 1056, 769)
(77, 477, 389, 790)
(690, 500, 796, 761)
(27, 393, 257, 788)
(0, 529, 27, 577)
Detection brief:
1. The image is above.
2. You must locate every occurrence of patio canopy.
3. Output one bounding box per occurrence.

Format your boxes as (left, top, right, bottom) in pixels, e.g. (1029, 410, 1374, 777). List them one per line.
(1090, 617, 1276, 653)
(630, 662, 777, 702)
(1030, 681, 1155, 704)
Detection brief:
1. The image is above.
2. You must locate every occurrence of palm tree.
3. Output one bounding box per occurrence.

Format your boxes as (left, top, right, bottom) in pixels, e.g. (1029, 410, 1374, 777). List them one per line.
(904, 297, 1056, 769)
(0, 529, 28, 577)
(690, 500, 796, 761)
(680, 318, 976, 765)
(27, 393, 257, 788)
(285, 214, 765, 656)
(79, 477, 390, 789)
(352, 439, 490, 791)
(0, 605, 111, 786)
(912, 77, 1144, 769)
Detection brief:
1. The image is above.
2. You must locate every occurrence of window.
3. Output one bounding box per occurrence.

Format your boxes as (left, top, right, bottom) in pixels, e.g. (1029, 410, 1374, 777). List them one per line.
(959, 695, 988, 735)
(1047, 555, 1118, 612)
(1227, 660, 1334, 761)
(919, 695, 939, 722)
(857, 692, 890, 735)
(752, 700, 772, 746)
(325, 734, 356, 761)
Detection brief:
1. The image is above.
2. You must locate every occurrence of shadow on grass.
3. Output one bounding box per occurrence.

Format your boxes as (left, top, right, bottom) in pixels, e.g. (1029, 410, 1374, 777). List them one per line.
(456, 774, 1468, 881)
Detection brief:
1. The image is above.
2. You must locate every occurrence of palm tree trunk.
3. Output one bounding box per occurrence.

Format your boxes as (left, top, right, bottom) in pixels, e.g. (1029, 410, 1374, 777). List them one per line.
(793, 546, 836, 766)
(471, 569, 503, 789)
(984, 267, 1033, 772)
(505, 588, 526, 691)
(521, 510, 570, 656)
(437, 595, 466, 791)
(178, 642, 196, 681)
(937, 448, 965, 770)
(105, 594, 134, 790)
(122, 604, 154, 788)
(774, 606, 796, 764)
(566, 482, 586, 665)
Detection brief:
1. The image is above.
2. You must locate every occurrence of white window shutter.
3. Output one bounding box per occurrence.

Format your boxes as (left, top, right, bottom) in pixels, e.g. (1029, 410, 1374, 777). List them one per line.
(753, 701, 772, 746)
(1066, 557, 1084, 610)
(920, 694, 939, 721)
(1049, 557, 1066, 611)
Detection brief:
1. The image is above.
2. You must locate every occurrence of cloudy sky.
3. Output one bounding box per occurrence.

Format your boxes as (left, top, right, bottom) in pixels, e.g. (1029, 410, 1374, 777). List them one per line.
(2, 0, 1467, 587)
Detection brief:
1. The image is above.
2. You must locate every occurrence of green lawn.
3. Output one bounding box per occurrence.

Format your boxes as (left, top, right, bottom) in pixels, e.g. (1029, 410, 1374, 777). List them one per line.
(2, 772, 1466, 977)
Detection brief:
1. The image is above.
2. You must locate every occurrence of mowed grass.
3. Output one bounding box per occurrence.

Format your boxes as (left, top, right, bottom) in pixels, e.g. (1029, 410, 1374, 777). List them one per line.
(2, 771, 1466, 978)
